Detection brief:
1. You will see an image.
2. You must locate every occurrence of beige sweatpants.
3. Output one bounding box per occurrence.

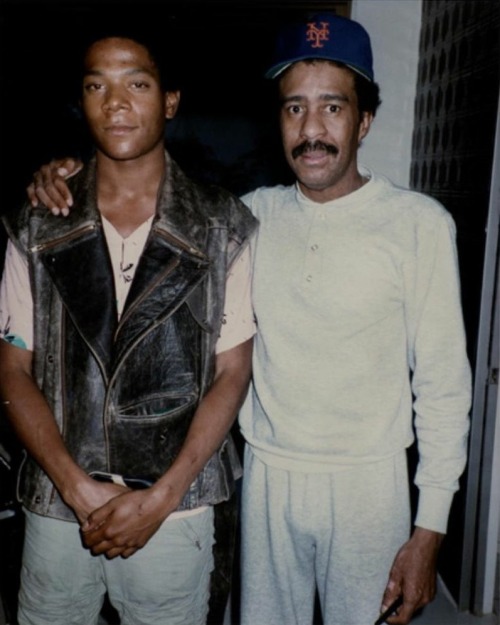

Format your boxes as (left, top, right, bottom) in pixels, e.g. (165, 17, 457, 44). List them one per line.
(240, 446, 411, 625)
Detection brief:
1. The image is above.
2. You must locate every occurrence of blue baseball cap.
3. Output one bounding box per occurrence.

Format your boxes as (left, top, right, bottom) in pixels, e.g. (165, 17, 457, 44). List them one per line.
(265, 13, 374, 82)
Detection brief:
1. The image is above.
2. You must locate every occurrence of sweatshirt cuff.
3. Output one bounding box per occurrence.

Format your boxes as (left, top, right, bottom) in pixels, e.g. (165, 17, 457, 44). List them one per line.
(414, 487, 455, 534)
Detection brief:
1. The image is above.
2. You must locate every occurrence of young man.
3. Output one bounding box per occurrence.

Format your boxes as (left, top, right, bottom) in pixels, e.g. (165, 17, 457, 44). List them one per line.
(0, 32, 257, 625)
(24, 13, 471, 625)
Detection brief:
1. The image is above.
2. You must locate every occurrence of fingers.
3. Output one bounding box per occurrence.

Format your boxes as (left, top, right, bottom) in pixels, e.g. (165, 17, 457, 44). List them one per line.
(57, 157, 84, 179)
(380, 582, 401, 615)
(81, 521, 144, 559)
(380, 575, 434, 624)
(26, 182, 39, 209)
(106, 546, 138, 559)
(380, 581, 406, 624)
(386, 597, 416, 625)
(79, 489, 166, 559)
(90, 542, 138, 560)
(27, 178, 68, 213)
(374, 596, 403, 625)
(120, 546, 138, 559)
(90, 537, 139, 559)
(28, 159, 78, 213)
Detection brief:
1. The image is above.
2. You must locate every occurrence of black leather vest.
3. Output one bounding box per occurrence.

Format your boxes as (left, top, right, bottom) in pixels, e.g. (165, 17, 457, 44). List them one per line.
(5, 152, 258, 521)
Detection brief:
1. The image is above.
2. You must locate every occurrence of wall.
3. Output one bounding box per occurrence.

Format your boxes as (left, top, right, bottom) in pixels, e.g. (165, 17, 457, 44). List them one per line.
(350, 0, 422, 188)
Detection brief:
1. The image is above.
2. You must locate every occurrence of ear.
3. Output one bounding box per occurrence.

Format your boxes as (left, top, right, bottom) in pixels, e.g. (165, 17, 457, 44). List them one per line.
(165, 91, 180, 120)
(358, 111, 373, 143)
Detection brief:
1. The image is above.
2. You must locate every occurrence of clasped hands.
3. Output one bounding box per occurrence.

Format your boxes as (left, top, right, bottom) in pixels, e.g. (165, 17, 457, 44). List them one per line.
(76, 481, 170, 559)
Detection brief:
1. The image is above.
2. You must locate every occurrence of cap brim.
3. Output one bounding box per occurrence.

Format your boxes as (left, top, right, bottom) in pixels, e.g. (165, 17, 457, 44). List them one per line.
(265, 57, 373, 82)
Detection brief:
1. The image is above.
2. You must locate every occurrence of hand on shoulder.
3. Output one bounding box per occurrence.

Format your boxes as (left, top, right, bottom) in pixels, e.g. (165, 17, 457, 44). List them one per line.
(27, 157, 83, 215)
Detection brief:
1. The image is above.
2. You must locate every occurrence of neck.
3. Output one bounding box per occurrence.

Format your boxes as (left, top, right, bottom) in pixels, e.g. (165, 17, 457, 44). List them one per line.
(299, 169, 368, 204)
(95, 148, 166, 238)
(96, 148, 166, 197)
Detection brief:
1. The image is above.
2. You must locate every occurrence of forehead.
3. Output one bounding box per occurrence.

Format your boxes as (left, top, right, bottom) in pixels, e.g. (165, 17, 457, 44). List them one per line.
(279, 60, 355, 97)
(84, 37, 158, 76)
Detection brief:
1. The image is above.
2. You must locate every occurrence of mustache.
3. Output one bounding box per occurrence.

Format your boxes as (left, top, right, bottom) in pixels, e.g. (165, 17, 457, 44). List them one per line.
(292, 140, 339, 159)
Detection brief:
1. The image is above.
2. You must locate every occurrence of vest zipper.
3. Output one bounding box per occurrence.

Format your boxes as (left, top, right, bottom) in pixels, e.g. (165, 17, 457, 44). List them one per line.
(153, 226, 207, 261)
(29, 222, 98, 253)
(49, 309, 67, 507)
(103, 264, 208, 471)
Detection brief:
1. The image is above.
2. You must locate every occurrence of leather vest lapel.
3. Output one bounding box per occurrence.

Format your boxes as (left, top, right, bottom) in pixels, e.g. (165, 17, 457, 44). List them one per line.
(37, 225, 117, 376)
(113, 230, 209, 366)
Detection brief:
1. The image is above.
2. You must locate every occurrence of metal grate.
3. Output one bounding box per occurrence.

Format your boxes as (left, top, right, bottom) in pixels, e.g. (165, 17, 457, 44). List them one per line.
(411, 0, 500, 212)
(410, 0, 500, 610)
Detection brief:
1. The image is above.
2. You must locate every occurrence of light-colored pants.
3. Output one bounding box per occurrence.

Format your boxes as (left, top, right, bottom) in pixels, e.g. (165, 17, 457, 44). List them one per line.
(240, 446, 410, 625)
(18, 507, 214, 625)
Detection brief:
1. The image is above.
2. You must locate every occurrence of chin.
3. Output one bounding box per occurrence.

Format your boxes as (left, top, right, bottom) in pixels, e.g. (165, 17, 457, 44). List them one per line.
(298, 175, 333, 191)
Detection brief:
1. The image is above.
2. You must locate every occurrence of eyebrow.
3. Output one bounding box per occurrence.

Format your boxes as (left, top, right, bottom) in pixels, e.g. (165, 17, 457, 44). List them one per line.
(83, 67, 157, 79)
(281, 93, 350, 104)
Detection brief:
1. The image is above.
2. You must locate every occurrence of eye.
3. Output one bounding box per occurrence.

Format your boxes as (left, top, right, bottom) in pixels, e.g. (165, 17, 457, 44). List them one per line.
(84, 82, 103, 93)
(131, 80, 150, 90)
(286, 104, 302, 115)
(327, 104, 341, 113)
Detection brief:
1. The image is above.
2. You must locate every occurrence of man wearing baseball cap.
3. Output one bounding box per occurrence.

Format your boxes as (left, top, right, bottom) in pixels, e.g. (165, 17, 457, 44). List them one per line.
(25, 12, 471, 625)
(237, 12, 471, 625)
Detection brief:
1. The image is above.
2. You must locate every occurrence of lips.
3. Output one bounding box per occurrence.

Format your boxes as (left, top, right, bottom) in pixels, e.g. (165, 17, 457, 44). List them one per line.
(104, 125, 136, 135)
(302, 149, 329, 161)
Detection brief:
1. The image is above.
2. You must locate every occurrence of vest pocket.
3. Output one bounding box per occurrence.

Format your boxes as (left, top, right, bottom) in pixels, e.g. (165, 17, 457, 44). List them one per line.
(108, 392, 198, 479)
(116, 392, 198, 421)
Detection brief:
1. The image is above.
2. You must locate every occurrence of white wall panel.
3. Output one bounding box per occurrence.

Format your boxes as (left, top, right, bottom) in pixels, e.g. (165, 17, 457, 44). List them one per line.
(351, 0, 422, 187)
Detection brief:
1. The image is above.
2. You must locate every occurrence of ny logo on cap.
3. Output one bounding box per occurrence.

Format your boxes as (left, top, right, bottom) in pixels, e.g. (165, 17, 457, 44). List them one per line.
(306, 21, 330, 48)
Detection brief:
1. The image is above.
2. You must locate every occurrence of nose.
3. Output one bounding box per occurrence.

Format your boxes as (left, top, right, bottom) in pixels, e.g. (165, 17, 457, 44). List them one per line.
(300, 109, 326, 140)
(103, 85, 129, 112)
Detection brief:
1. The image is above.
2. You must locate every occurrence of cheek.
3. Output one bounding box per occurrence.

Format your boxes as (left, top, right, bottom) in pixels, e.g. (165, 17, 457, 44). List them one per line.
(281, 123, 299, 150)
(82, 103, 102, 125)
(282, 140, 297, 165)
(141, 103, 166, 125)
(151, 113, 167, 136)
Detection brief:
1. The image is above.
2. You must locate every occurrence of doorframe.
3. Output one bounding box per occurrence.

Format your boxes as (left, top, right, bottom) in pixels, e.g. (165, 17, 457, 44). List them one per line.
(459, 87, 500, 615)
